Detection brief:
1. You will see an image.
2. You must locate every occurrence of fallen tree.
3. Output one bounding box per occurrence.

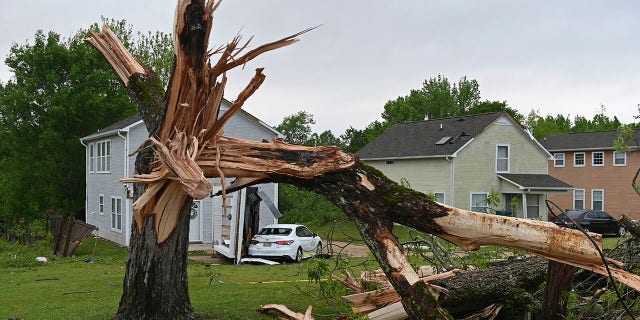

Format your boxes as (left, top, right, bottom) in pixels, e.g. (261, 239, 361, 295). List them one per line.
(340, 256, 547, 319)
(87, 0, 640, 318)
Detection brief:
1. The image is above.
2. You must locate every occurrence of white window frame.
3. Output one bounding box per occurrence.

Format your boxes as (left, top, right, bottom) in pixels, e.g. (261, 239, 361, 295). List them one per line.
(98, 194, 104, 215)
(88, 143, 95, 173)
(614, 151, 627, 166)
(592, 189, 604, 210)
(496, 144, 510, 173)
(433, 192, 445, 204)
(553, 153, 565, 167)
(574, 152, 585, 167)
(111, 196, 123, 232)
(591, 151, 604, 167)
(96, 140, 111, 173)
(573, 189, 585, 210)
(470, 192, 489, 213)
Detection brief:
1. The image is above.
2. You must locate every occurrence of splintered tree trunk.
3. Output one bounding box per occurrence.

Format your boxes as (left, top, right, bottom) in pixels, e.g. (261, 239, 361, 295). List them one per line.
(542, 261, 576, 320)
(117, 196, 195, 319)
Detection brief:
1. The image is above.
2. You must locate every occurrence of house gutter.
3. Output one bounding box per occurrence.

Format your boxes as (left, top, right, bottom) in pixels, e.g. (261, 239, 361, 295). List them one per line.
(361, 154, 452, 161)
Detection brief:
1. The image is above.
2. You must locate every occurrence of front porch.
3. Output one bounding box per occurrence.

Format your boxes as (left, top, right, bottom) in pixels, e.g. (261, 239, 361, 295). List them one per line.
(493, 173, 574, 220)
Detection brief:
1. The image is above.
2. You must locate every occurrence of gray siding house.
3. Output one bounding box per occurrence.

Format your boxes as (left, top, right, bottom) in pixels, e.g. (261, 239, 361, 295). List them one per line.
(358, 112, 573, 220)
(80, 101, 281, 260)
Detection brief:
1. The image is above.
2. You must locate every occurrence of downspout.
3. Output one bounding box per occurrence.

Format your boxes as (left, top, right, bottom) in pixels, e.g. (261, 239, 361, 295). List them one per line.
(117, 130, 130, 246)
(445, 156, 454, 206)
(522, 191, 528, 219)
(80, 140, 88, 223)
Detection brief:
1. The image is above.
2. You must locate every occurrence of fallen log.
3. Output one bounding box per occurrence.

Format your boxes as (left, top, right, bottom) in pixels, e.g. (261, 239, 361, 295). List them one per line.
(343, 269, 463, 314)
(341, 258, 546, 318)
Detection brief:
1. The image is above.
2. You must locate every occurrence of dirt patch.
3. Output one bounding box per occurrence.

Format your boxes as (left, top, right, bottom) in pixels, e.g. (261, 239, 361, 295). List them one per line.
(325, 241, 370, 258)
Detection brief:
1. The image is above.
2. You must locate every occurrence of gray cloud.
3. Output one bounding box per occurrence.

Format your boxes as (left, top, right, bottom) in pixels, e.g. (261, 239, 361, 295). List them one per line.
(2, 1, 639, 135)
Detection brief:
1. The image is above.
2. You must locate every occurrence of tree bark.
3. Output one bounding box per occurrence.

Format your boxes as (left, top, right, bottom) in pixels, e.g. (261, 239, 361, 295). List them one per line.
(542, 261, 576, 320)
(432, 256, 547, 318)
(117, 196, 195, 319)
(116, 71, 196, 318)
(343, 256, 548, 319)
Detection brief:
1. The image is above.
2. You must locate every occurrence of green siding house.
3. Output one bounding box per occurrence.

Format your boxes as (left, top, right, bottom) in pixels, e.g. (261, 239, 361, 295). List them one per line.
(357, 112, 572, 220)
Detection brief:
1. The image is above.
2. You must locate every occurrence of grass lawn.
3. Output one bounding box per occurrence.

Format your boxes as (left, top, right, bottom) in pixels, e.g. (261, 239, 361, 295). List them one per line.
(0, 238, 363, 320)
(0, 223, 626, 319)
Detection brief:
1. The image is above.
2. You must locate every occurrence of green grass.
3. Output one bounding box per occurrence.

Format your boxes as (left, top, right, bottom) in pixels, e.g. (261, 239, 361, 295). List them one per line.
(0, 227, 628, 319)
(0, 238, 361, 320)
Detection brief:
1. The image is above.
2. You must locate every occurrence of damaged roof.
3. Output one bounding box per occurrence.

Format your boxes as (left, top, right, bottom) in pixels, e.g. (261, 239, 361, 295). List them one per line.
(357, 112, 513, 160)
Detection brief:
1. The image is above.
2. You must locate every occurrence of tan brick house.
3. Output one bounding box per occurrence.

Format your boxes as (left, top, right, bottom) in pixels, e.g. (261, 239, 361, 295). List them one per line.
(541, 130, 640, 220)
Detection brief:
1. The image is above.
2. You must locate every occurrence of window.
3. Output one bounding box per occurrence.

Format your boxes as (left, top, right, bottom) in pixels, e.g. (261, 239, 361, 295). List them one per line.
(99, 194, 104, 215)
(385, 160, 395, 165)
(89, 143, 95, 173)
(592, 152, 604, 166)
(553, 153, 565, 167)
(496, 145, 510, 173)
(96, 140, 111, 173)
(574, 152, 585, 167)
(573, 189, 585, 210)
(470, 193, 489, 213)
(614, 151, 627, 166)
(111, 196, 122, 231)
(526, 194, 540, 219)
(296, 226, 313, 237)
(433, 192, 445, 204)
(592, 189, 604, 210)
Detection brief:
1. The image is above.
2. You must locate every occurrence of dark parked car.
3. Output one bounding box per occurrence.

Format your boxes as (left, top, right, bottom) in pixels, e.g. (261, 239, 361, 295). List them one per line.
(552, 209, 626, 236)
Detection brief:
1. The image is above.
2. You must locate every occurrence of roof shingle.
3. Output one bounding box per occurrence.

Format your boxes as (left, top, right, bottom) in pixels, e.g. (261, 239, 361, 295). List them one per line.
(540, 129, 640, 151)
(357, 112, 508, 159)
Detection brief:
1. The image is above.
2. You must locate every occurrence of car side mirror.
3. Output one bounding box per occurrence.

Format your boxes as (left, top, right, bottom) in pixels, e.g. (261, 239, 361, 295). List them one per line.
(312, 233, 318, 238)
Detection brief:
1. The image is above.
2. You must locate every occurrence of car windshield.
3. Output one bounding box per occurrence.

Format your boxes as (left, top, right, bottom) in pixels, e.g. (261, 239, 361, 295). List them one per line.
(258, 227, 292, 236)
(564, 211, 585, 219)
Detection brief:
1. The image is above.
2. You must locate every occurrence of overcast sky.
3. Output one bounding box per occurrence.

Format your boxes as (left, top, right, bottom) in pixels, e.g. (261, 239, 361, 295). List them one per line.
(1, 1, 639, 135)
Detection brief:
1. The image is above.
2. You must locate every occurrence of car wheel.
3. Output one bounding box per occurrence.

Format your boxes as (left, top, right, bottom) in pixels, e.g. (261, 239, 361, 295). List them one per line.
(316, 242, 323, 256)
(618, 226, 626, 237)
(295, 247, 303, 262)
(582, 228, 590, 233)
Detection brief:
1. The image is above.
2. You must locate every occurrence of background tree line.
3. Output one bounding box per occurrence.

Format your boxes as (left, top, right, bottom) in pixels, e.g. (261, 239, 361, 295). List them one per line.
(0, 21, 634, 236)
(0, 19, 172, 240)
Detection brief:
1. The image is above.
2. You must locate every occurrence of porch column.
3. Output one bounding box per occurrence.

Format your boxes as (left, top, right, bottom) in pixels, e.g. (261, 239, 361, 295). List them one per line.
(522, 193, 528, 219)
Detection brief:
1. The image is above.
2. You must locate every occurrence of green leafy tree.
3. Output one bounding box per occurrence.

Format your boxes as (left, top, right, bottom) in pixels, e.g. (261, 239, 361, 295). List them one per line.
(308, 130, 343, 147)
(0, 21, 174, 231)
(276, 110, 315, 145)
(341, 120, 387, 153)
(465, 100, 524, 122)
(525, 110, 572, 140)
(381, 89, 427, 124)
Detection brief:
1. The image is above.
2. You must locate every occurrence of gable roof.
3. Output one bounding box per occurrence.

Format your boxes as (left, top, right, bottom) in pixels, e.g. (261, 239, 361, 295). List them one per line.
(498, 174, 573, 191)
(80, 114, 143, 142)
(540, 129, 640, 152)
(80, 100, 281, 142)
(357, 112, 517, 160)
